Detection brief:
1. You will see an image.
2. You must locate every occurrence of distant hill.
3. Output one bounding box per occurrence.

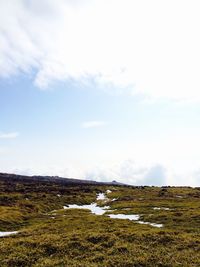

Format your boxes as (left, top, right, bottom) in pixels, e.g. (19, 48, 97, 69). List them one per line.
(0, 172, 128, 187)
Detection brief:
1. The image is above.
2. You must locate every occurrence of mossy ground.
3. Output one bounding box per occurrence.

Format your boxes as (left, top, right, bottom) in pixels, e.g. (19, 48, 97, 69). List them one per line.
(0, 179, 200, 266)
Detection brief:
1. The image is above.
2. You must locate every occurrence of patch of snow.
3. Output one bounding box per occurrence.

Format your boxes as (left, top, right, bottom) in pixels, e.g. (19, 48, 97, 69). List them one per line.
(96, 193, 107, 200)
(153, 207, 171, 210)
(108, 214, 140, 221)
(138, 221, 163, 228)
(64, 203, 110, 216)
(107, 214, 163, 228)
(57, 194, 61, 197)
(0, 231, 18, 237)
(63, 191, 163, 228)
(106, 190, 112, 194)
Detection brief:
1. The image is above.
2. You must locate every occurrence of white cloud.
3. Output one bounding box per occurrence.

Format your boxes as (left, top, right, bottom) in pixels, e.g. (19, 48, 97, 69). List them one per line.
(143, 165, 167, 186)
(0, 147, 7, 154)
(83, 161, 200, 187)
(0, 132, 19, 139)
(82, 120, 107, 128)
(81, 160, 160, 185)
(2, 158, 200, 186)
(1, 0, 200, 101)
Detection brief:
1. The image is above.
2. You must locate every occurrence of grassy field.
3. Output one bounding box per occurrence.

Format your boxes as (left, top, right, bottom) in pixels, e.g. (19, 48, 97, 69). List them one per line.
(0, 176, 200, 266)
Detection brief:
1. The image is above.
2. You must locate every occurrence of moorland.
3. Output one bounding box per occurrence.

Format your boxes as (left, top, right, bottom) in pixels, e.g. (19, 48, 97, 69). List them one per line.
(0, 173, 200, 266)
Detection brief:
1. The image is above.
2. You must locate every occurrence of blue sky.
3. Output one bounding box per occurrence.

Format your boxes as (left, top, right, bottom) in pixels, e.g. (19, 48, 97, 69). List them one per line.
(1, 0, 200, 186)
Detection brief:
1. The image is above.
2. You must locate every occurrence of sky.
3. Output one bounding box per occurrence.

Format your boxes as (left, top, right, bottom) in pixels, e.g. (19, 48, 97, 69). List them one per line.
(1, 0, 200, 186)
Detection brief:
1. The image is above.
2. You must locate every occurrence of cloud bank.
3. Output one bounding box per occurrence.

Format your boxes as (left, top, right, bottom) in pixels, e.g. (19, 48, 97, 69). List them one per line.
(1, 0, 200, 101)
(0, 132, 19, 139)
(4, 159, 200, 187)
(84, 161, 168, 186)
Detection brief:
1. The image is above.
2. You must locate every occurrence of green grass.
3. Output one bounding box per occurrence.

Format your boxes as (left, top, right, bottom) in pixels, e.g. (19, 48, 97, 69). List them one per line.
(0, 179, 200, 266)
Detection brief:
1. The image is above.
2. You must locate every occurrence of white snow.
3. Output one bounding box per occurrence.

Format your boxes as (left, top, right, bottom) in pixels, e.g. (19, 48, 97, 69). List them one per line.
(64, 203, 110, 216)
(96, 193, 107, 200)
(153, 207, 171, 210)
(107, 214, 163, 228)
(108, 214, 140, 221)
(138, 221, 163, 228)
(63, 191, 163, 228)
(0, 231, 18, 237)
